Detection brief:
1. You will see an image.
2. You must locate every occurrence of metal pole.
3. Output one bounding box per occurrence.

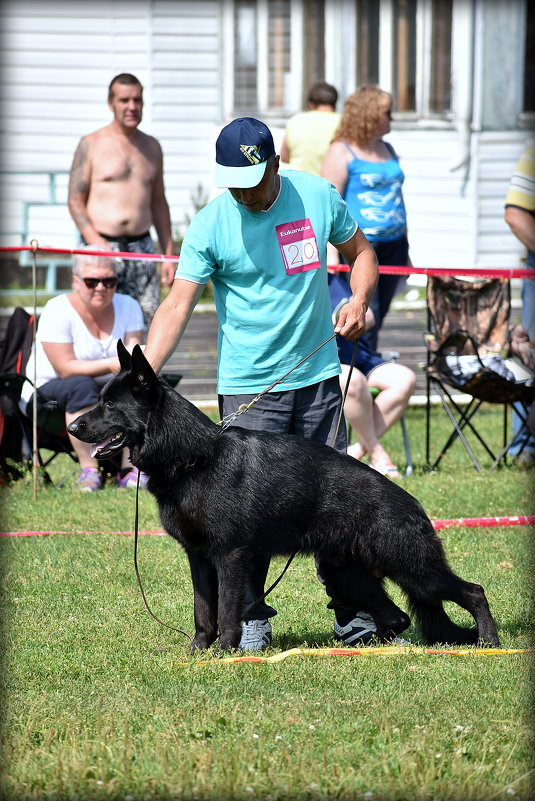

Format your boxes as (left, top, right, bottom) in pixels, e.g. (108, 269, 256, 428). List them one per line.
(30, 240, 38, 500)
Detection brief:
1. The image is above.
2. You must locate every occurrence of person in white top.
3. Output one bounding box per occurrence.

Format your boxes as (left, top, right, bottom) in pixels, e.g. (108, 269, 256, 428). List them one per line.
(22, 249, 145, 490)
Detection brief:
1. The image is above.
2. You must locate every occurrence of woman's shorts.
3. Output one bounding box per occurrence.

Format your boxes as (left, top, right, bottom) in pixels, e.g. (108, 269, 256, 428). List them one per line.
(25, 375, 102, 417)
(337, 333, 386, 377)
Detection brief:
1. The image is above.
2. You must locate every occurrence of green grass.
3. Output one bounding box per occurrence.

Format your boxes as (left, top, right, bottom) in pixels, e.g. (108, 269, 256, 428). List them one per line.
(1, 406, 534, 801)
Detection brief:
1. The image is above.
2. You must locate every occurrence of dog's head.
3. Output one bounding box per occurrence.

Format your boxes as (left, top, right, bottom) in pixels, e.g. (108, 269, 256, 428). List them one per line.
(67, 340, 164, 460)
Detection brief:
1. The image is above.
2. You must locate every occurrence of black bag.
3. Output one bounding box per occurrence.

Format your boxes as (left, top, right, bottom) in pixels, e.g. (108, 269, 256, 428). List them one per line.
(0, 308, 35, 480)
(0, 307, 34, 375)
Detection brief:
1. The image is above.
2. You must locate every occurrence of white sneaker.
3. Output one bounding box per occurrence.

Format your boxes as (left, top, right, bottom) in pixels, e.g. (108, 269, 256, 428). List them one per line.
(239, 619, 272, 651)
(333, 611, 377, 645)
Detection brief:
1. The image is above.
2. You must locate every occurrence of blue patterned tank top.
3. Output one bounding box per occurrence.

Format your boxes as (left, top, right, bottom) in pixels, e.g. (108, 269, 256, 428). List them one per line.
(342, 142, 406, 242)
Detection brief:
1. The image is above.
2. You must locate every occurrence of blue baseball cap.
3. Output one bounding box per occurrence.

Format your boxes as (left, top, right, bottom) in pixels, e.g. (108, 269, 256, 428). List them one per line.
(215, 117, 276, 189)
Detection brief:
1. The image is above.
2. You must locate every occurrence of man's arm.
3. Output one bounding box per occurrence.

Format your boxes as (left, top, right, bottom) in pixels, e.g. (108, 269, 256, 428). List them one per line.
(150, 141, 176, 287)
(143, 278, 205, 372)
(67, 137, 109, 247)
(333, 228, 378, 341)
(505, 205, 535, 254)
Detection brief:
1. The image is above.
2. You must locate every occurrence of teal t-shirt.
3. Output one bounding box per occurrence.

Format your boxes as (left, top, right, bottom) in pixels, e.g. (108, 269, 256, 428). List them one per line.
(176, 170, 357, 393)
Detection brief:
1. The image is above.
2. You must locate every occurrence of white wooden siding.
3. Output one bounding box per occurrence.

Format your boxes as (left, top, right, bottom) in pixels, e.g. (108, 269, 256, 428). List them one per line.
(476, 133, 529, 268)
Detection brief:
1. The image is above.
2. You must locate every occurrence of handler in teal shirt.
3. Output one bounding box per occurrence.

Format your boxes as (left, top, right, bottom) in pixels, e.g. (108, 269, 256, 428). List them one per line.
(178, 169, 357, 394)
(144, 117, 379, 651)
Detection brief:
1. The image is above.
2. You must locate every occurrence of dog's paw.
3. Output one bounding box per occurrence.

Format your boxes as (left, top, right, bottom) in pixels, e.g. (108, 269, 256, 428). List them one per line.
(190, 634, 217, 651)
(477, 635, 501, 648)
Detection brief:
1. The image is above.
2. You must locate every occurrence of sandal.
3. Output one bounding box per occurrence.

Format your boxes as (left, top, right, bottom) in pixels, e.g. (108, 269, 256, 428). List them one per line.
(370, 461, 401, 479)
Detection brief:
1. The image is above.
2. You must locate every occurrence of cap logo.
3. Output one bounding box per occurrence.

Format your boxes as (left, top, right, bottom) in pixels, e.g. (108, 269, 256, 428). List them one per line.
(240, 144, 262, 165)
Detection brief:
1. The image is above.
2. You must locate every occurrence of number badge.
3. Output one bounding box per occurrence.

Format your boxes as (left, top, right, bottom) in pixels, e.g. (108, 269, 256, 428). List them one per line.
(276, 218, 321, 275)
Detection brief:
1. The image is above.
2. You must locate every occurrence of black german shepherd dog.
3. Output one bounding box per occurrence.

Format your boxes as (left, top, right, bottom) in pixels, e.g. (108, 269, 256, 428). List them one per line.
(67, 341, 500, 652)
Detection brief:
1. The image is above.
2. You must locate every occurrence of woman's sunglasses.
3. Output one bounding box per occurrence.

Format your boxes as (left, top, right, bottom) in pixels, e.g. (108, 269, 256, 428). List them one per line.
(78, 276, 118, 289)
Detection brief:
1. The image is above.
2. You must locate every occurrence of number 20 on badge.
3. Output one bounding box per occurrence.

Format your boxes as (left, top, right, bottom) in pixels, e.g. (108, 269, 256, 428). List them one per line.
(276, 218, 321, 275)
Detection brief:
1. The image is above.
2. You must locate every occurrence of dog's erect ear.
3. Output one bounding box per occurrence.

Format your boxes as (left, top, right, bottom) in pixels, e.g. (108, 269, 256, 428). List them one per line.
(131, 344, 159, 394)
(117, 339, 132, 371)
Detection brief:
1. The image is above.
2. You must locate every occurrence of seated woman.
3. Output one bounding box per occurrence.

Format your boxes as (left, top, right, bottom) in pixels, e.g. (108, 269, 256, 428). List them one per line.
(21, 249, 145, 490)
(329, 271, 415, 478)
(339, 330, 416, 478)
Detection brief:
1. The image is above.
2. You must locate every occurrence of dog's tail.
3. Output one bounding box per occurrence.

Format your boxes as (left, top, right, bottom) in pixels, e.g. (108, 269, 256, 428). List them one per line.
(408, 600, 478, 646)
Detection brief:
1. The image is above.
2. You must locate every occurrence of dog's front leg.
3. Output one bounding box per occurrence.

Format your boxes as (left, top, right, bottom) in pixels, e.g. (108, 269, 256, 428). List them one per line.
(187, 551, 219, 650)
(216, 548, 248, 651)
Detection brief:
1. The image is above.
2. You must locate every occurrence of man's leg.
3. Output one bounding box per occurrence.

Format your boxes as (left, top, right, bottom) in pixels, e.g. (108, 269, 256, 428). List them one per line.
(120, 236, 160, 328)
(219, 391, 295, 648)
(292, 378, 379, 643)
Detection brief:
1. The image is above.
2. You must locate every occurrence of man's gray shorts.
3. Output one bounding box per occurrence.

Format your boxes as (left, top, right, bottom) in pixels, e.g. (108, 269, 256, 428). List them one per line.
(218, 376, 347, 452)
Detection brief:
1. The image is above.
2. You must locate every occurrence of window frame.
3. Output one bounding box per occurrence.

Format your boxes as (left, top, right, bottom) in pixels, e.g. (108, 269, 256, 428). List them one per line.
(373, 0, 455, 123)
(222, 0, 459, 126)
(222, 0, 309, 124)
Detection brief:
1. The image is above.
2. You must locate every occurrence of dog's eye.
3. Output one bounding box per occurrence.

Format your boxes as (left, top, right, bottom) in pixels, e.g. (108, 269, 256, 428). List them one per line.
(105, 400, 115, 409)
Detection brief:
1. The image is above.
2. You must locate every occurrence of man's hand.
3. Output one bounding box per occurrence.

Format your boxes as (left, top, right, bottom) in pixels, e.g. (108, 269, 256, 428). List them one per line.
(334, 298, 367, 341)
(160, 260, 176, 287)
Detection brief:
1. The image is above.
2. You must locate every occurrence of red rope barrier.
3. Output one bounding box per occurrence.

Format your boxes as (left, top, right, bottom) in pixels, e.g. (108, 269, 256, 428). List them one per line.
(0, 244, 179, 263)
(1, 516, 533, 537)
(330, 264, 535, 279)
(1, 244, 534, 277)
(433, 515, 535, 530)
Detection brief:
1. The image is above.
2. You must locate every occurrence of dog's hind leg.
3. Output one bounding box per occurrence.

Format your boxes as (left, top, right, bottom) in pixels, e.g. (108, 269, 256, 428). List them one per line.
(405, 573, 500, 647)
(442, 575, 500, 646)
(216, 548, 249, 651)
(386, 519, 500, 646)
(187, 552, 219, 650)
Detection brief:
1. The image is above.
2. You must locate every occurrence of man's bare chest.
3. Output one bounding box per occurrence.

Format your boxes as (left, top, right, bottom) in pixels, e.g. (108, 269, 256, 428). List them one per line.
(92, 140, 157, 185)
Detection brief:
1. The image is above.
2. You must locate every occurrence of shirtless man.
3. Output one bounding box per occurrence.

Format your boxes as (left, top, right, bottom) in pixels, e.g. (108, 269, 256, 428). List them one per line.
(68, 73, 175, 325)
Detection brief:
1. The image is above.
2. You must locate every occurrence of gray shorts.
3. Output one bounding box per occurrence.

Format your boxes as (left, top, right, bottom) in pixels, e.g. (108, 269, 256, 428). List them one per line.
(218, 376, 347, 452)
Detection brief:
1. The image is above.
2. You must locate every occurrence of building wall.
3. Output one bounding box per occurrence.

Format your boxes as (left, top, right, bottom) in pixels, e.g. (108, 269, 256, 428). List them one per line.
(0, 0, 529, 274)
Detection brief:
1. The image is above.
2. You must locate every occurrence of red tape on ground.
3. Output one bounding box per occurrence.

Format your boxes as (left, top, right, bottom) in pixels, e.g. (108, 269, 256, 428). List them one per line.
(1, 516, 534, 537)
(175, 645, 533, 665)
(433, 515, 535, 530)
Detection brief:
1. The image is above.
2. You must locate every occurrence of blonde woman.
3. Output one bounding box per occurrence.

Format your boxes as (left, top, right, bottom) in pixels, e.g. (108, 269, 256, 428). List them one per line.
(21, 250, 145, 490)
(322, 86, 411, 352)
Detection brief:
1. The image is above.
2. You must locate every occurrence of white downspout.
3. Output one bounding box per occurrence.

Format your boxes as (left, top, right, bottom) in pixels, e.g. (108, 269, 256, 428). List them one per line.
(449, 0, 477, 194)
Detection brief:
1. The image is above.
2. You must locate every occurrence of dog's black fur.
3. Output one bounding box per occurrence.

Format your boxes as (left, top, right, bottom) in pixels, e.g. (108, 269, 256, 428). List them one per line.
(67, 341, 500, 651)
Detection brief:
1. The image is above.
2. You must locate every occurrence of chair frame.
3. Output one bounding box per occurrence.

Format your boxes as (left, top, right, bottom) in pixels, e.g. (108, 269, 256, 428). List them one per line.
(425, 368, 532, 471)
(424, 275, 535, 471)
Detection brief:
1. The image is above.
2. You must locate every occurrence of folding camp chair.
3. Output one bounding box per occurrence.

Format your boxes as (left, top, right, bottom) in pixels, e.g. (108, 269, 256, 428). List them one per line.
(424, 275, 535, 470)
(0, 307, 79, 483)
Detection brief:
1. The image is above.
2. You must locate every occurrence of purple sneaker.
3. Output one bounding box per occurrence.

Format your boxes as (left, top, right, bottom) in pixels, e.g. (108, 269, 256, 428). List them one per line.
(77, 467, 102, 492)
(116, 468, 148, 489)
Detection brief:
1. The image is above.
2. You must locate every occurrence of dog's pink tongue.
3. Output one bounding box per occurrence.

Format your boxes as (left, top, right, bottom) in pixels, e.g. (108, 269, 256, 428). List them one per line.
(90, 436, 114, 458)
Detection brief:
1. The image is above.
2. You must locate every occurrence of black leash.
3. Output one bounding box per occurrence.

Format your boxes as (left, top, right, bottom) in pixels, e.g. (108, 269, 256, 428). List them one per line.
(133, 469, 193, 642)
(132, 332, 358, 641)
(218, 332, 339, 432)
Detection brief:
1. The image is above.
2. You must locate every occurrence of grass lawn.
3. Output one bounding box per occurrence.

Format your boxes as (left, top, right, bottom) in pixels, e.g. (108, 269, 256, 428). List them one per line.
(1, 406, 534, 801)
